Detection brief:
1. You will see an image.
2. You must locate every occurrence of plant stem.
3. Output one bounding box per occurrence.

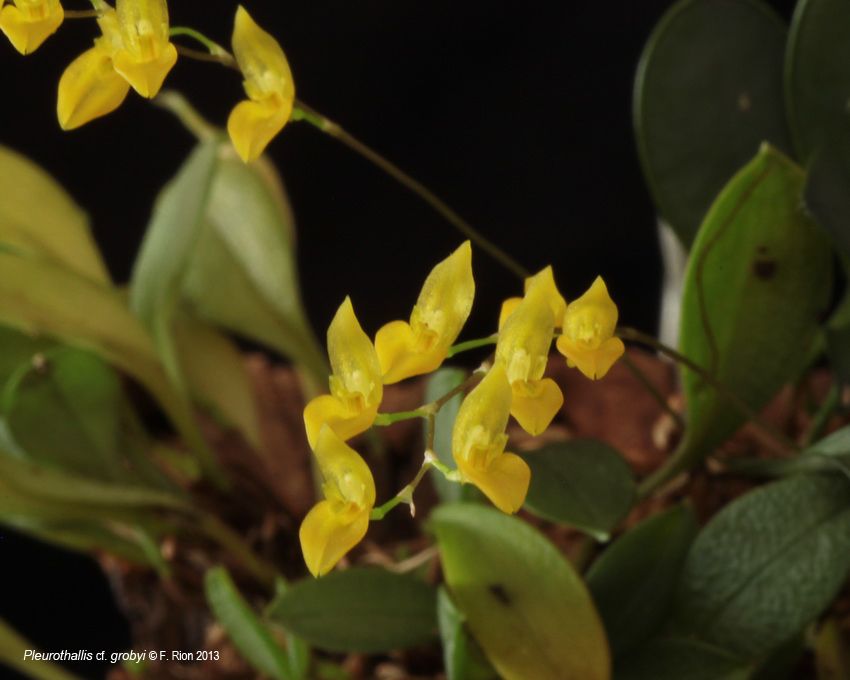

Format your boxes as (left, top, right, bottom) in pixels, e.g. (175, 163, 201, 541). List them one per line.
(65, 9, 100, 18)
(197, 513, 279, 591)
(447, 334, 498, 358)
(618, 326, 797, 454)
(154, 90, 219, 140)
(291, 101, 530, 282)
(170, 26, 231, 58)
(620, 352, 685, 430)
(373, 407, 432, 427)
(803, 381, 841, 447)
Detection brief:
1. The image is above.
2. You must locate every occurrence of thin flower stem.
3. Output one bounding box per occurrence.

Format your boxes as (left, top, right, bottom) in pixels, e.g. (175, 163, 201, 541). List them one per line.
(64, 9, 100, 18)
(373, 408, 432, 427)
(620, 353, 685, 430)
(447, 335, 498, 358)
(170, 26, 231, 58)
(618, 326, 797, 456)
(291, 101, 530, 282)
(154, 90, 219, 140)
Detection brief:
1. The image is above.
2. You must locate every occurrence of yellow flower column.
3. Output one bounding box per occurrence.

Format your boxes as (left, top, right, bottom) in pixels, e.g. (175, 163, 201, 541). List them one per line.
(299, 425, 375, 577)
(495, 282, 563, 436)
(452, 364, 530, 513)
(303, 296, 383, 448)
(111, 0, 177, 98)
(0, 0, 63, 55)
(57, 9, 130, 130)
(375, 241, 474, 384)
(228, 5, 295, 163)
(556, 276, 624, 379)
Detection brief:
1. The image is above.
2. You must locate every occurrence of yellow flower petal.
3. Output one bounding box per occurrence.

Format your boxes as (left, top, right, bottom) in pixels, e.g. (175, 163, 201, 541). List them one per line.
(303, 394, 379, 449)
(0, 0, 63, 55)
(112, 0, 176, 97)
(232, 5, 294, 102)
(304, 297, 382, 447)
(327, 297, 383, 407)
(495, 283, 554, 385)
(452, 363, 513, 460)
(457, 451, 530, 514)
(376, 241, 474, 384)
(299, 426, 375, 577)
(510, 378, 563, 436)
(299, 499, 370, 577)
(498, 296, 521, 331)
(557, 335, 625, 380)
(525, 266, 567, 329)
(227, 5, 295, 162)
(57, 44, 130, 130)
(556, 276, 622, 380)
(227, 96, 290, 163)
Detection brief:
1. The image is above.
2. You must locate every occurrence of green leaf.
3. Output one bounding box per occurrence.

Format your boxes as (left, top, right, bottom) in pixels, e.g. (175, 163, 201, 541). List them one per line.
(0, 144, 108, 284)
(0, 617, 83, 680)
(130, 140, 219, 391)
(173, 315, 262, 451)
(0, 325, 55, 387)
(520, 440, 635, 541)
(634, 0, 791, 246)
(785, 0, 850, 161)
(432, 503, 610, 680)
(425, 367, 467, 503)
(181, 147, 327, 389)
(0, 247, 219, 483)
(437, 587, 498, 680)
(268, 567, 437, 653)
(587, 506, 697, 658)
(814, 619, 850, 680)
(615, 638, 751, 680)
(2, 347, 131, 482)
(205, 567, 296, 680)
(673, 474, 850, 658)
(671, 145, 832, 477)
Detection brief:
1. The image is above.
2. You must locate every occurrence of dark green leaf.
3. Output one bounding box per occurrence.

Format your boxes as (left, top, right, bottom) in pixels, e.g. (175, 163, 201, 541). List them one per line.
(520, 440, 635, 540)
(785, 0, 850, 161)
(635, 0, 791, 246)
(432, 503, 610, 680)
(268, 568, 437, 653)
(205, 567, 295, 680)
(437, 587, 498, 680)
(587, 506, 697, 658)
(615, 638, 751, 680)
(674, 474, 850, 658)
(672, 145, 832, 477)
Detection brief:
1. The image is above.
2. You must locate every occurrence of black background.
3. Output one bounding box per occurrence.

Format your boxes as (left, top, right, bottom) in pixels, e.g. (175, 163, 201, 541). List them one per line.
(0, 0, 795, 677)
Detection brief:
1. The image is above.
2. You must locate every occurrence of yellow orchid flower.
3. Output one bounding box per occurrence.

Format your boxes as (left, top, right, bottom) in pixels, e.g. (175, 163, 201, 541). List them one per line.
(495, 282, 563, 436)
(111, 0, 177, 98)
(556, 276, 624, 380)
(498, 265, 567, 330)
(57, 10, 130, 130)
(299, 425, 375, 577)
(227, 5, 295, 163)
(0, 0, 63, 55)
(452, 364, 530, 513)
(375, 241, 474, 384)
(303, 296, 383, 449)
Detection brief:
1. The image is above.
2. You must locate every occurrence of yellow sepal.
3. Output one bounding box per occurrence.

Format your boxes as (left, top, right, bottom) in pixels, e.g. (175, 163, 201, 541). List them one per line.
(299, 500, 370, 577)
(456, 451, 530, 514)
(227, 96, 291, 163)
(228, 5, 295, 162)
(57, 43, 130, 130)
(495, 284, 554, 385)
(299, 426, 375, 577)
(525, 266, 567, 328)
(303, 394, 379, 450)
(376, 241, 474, 384)
(498, 296, 521, 330)
(112, 0, 176, 98)
(0, 0, 63, 55)
(556, 276, 623, 380)
(510, 378, 563, 436)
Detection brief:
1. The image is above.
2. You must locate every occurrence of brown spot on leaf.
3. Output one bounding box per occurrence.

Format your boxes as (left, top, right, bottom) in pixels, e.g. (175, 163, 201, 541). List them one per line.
(753, 258, 777, 280)
(488, 583, 511, 606)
